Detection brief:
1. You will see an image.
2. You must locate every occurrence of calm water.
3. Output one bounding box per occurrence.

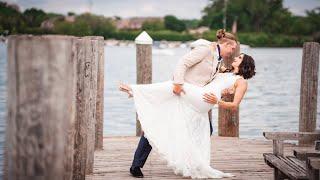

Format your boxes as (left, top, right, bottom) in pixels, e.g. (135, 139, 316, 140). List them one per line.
(0, 43, 319, 176)
(0, 43, 6, 177)
(103, 46, 320, 137)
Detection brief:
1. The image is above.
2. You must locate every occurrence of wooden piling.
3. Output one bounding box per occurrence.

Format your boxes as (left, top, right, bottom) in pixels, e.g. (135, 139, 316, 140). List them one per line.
(94, 37, 105, 150)
(218, 42, 240, 137)
(5, 35, 77, 180)
(73, 36, 99, 179)
(299, 42, 320, 145)
(73, 37, 87, 180)
(84, 37, 98, 174)
(135, 31, 153, 136)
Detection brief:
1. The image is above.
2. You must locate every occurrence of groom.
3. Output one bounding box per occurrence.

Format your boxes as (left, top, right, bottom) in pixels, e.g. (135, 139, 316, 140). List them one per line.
(130, 35, 238, 178)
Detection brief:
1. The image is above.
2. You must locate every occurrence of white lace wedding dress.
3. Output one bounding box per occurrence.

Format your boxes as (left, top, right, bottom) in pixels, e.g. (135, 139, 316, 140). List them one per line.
(130, 73, 242, 179)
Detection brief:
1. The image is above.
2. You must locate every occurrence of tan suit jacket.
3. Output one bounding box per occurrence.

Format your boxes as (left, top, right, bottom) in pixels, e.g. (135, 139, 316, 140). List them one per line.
(172, 42, 222, 87)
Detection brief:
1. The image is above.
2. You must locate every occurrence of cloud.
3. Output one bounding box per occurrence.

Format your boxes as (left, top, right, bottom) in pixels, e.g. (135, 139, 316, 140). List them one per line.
(141, 3, 155, 13)
(283, 0, 320, 16)
(3, 0, 320, 19)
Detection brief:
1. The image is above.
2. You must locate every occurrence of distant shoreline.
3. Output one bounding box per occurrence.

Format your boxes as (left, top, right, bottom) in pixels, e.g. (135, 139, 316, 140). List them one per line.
(0, 36, 305, 48)
(0, 36, 219, 49)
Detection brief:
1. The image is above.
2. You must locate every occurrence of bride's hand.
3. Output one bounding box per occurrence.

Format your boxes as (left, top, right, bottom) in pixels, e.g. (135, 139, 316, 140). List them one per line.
(119, 83, 133, 98)
(203, 93, 218, 104)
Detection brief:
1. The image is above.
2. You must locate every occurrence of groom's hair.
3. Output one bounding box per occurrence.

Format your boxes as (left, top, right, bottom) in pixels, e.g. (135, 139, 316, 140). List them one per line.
(216, 29, 237, 43)
(236, 54, 256, 79)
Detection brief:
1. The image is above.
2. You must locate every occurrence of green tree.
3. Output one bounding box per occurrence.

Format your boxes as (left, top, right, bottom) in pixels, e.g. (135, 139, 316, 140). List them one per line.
(164, 15, 186, 32)
(199, 0, 224, 29)
(181, 19, 201, 29)
(142, 20, 165, 31)
(305, 7, 320, 42)
(76, 13, 116, 37)
(306, 7, 320, 34)
(287, 16, 310, 35)
(0, 2, 26, 34)
(200, 0, 291, 33)
(46, 12, 64, 19)
(67, 12, 75, 16)
(23, 8, 48, 27)
(53, 13, 116, 38)
(54, 20, 92, 36)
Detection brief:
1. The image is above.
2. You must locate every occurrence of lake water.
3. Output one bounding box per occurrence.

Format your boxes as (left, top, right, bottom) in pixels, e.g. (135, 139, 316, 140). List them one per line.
(0, 43, 319, 176)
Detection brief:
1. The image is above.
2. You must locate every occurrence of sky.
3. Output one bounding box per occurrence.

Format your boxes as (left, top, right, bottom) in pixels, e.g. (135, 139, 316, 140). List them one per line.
(4, 0, 320, 19)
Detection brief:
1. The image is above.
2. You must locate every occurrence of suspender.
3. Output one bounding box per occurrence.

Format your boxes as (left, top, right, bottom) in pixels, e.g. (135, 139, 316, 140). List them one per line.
(204, 44, 222, 85)
(213, 61, 221, 77)
(205, 60, 222, 85)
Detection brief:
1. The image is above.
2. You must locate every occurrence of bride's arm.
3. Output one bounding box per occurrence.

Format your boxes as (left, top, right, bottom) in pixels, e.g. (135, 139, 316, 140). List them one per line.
(217, 79, 247, 110)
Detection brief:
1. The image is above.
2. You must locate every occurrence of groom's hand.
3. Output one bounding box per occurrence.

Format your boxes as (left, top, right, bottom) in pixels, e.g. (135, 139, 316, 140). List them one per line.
(203, 93, 218, 104)
(173, 84, 185, 96)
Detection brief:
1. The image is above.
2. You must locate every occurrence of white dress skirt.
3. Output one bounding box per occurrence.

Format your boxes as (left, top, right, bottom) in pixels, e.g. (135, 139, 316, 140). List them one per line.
(130, 73, 242, 179)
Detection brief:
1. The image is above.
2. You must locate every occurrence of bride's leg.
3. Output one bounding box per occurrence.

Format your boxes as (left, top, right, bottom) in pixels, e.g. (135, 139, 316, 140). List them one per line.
(119, 83, 133, 97)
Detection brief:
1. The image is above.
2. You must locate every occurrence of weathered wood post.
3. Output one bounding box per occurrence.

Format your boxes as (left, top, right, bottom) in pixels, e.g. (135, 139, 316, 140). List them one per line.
(218, 42, 240, 137)
(84, 36, 99, 174)
(5, 35, 77, 180)
(73, 36, 99, 179)
(94, 37, 105, 150)
(64, 36, 78, 180)
(299, 42, 319, 145)
(134, 31, 153, 136)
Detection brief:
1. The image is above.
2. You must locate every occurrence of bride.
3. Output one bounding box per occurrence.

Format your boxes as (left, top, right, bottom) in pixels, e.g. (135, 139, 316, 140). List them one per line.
(119, 53, 256, 179)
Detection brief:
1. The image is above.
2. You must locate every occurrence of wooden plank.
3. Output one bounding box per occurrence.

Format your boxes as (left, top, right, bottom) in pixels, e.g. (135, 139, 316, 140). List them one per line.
(307, 157, 320, 180)
(264, 154, 307, 180)
(316, 141, 320, 150)
(263, 132, 320, 141)
(279, 156, 306, 174)
(308, 157, 320, 169)
(287, 156, 307, 171)
(294, 149, 320, 161)
(86, 136, 298, 179)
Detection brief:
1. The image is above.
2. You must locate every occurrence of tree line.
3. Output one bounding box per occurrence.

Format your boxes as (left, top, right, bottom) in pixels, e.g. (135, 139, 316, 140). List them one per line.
(0, 1, 319, 47)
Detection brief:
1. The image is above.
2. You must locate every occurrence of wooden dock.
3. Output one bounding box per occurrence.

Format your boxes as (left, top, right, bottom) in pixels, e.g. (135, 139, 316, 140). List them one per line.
(4, 36, 319, 180)
(86, 136, 305, 180)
